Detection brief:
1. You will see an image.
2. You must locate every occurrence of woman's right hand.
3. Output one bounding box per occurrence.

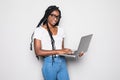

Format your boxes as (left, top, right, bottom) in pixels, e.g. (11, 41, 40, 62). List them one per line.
(57, 48, 72, 55)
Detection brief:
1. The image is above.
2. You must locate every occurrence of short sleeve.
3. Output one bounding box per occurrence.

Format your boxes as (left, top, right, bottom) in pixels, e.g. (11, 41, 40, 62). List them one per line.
(33, 28, 42, 40)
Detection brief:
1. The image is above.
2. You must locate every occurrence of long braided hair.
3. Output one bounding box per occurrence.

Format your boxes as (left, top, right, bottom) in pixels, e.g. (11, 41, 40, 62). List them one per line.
(30, 5, 61, 61)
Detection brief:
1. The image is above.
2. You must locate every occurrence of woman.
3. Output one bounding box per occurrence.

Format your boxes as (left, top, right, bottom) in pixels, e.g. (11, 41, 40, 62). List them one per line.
(32, 5, 83, 80)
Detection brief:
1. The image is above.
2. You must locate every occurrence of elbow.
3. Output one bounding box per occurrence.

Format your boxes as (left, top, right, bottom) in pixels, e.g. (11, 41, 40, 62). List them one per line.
(35, 50, 43, 56)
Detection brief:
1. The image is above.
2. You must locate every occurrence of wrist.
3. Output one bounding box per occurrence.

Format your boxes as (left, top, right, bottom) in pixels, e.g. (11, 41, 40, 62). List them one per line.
(53, 50, 57, 55)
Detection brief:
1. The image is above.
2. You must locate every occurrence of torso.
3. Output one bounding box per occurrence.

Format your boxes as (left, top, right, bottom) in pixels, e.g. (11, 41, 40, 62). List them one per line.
(33, 25, 65, 50)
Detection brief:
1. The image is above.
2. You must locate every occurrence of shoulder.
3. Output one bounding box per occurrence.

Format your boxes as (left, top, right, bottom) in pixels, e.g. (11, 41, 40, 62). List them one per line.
(57, 27, 65, 37)
(33, 26, 45, 40)
(33, 26, 45, 37)
(34, 26, 43, 31)
(58, 27, 64, 32)
(34, 26, 45, 33)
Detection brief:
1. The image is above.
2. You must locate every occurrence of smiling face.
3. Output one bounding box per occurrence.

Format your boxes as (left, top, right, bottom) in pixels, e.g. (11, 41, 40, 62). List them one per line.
(47, 10, 60, 26)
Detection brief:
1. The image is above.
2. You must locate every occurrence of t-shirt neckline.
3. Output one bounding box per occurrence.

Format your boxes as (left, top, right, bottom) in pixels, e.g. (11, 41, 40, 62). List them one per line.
(40, 26, 59, 36)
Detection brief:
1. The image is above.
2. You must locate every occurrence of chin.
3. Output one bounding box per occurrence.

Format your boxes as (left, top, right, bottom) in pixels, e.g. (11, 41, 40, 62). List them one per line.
(52, 23, 57, 26)
(49, 22, 57, 26)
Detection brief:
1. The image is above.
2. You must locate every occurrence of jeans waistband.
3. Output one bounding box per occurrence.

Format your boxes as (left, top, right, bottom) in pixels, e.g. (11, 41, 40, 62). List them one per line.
(44, 55, 65, 63)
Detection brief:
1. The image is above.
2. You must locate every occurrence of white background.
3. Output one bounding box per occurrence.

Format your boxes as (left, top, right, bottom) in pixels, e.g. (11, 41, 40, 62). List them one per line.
(0, 0, 120, 80)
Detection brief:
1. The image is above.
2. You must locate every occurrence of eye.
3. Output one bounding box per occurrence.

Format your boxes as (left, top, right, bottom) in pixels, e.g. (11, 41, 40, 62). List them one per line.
(50, 14, 60, 19)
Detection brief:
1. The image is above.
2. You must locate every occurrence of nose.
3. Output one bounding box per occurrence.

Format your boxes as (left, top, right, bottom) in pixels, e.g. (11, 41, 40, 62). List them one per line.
(53, 17, 58, 22)
(54, 17, 57, 21)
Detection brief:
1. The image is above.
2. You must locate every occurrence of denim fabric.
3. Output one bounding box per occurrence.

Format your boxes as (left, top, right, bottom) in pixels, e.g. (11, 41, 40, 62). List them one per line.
(42, 56, 70, 80)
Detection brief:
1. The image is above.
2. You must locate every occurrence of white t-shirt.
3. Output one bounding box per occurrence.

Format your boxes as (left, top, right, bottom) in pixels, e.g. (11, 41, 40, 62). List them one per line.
(33, 26, 65, 50)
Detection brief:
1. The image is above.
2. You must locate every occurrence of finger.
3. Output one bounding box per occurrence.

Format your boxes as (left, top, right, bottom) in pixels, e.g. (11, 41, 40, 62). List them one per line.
(81, 51, 84, 53)
(79, 52, 84, 57)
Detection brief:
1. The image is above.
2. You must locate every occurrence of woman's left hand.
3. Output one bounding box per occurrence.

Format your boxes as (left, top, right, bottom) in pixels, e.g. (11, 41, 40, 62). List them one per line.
(79, 51, 84, 57)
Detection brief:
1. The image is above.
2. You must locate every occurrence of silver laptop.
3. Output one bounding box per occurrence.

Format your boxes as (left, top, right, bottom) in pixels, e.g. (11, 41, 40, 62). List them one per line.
(59, 34, 93, 58)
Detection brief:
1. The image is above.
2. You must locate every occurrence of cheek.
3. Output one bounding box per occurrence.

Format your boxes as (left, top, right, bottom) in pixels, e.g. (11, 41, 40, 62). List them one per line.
(48, 17, 53, 22)
(48, 18, 56, 25)
(47, 17, 50, 21)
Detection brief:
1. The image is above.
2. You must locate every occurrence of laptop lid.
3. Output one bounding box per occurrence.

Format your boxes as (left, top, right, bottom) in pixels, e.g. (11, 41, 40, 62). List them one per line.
(58, 34, 93, 58)
(76, 34, 93, 54)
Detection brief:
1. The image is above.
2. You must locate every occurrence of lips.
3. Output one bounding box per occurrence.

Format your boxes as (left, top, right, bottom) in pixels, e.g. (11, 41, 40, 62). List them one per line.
(52, 20, 57, 25)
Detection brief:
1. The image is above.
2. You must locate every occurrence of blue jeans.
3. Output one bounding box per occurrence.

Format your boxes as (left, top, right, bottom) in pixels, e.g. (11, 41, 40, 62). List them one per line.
(42, 56, 70, 80)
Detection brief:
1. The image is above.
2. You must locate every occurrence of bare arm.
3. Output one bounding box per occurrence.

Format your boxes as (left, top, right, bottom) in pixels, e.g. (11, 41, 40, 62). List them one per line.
(34, 39, 56, 56)
(62, 38, 72, 53)
(62, 38, 84, 57)
(62, 38, 65, 49)
(34, 39, 71, 57)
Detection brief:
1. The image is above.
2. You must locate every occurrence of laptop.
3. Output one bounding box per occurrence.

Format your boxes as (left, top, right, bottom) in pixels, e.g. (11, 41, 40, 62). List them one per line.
(59, 34, 93, 58)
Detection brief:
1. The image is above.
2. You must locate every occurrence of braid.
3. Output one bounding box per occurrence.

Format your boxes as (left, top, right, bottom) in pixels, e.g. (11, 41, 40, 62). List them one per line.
(46, 23, 56, 65)
(30, 5, 61, 61)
